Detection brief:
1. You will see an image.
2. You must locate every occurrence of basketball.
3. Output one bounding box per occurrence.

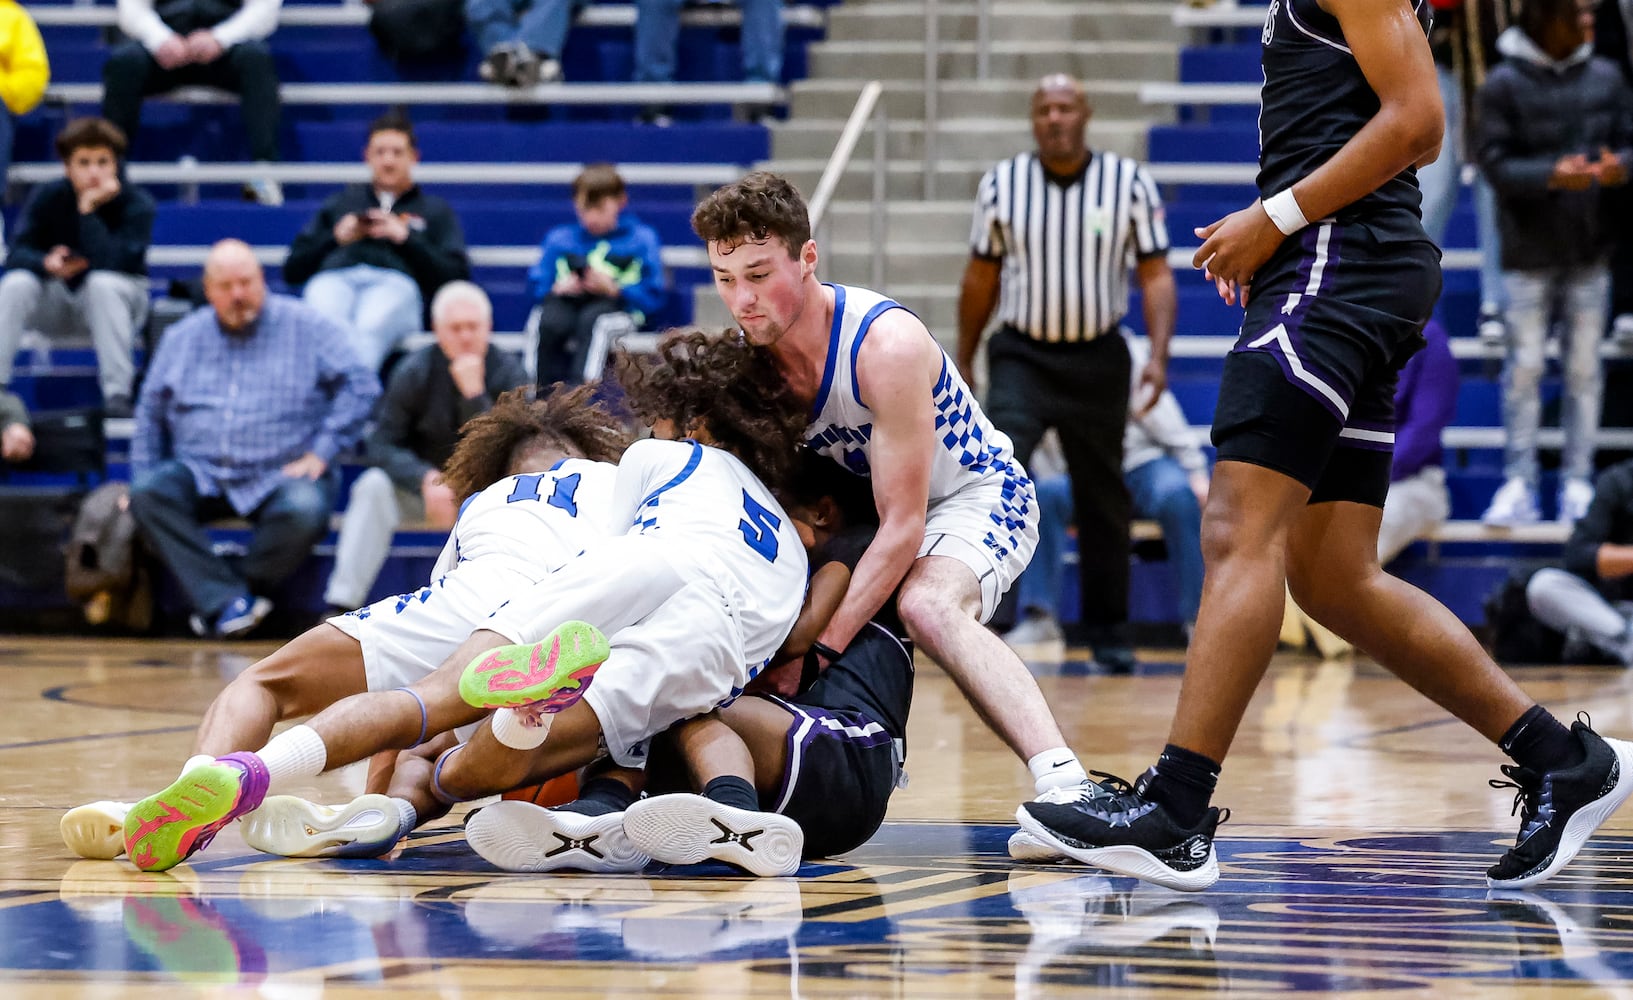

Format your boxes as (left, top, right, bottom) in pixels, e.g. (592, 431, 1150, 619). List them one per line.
(500, 772, 579, 808)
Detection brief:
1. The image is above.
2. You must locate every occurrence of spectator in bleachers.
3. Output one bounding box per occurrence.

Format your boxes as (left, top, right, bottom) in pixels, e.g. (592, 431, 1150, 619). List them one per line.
(1477, 0, 1633, 526)
(321, 280, 527, 612)
(633, 0, 783, 124)
(1592, 0, 1633, 342)
(102, 0, 285, 205)
(130, 239, 378, 638)
(284, 113, 471, 372)
(0, 0, 48, 205)
(0, 387, 30, 463)
(0, 118, 152, 418)
(1420, 0, 1518, 343)
(1379, 319, 1459, 563)
(1526, 456, 1633, 664)
(1004, 339, 1209, 648)
(466, 0, 572, 87)
(527, 163, 666, 385)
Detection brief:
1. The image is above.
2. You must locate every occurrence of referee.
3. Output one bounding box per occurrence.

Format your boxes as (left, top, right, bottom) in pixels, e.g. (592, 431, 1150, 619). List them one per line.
(956, 73, 1177, 671)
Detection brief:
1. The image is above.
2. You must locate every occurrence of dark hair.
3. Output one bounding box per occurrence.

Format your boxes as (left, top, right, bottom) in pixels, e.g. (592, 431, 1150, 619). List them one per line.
(55, 118, 127, 162)
(368, 110, 417, 149)
(1519, 0, 1586, 39)
(786, 449, 877, 526)
(690, 170, 811, 257)
(440, 383, 633, 501)
(614, 328, 808, 490)
(573, 163, 626, 205)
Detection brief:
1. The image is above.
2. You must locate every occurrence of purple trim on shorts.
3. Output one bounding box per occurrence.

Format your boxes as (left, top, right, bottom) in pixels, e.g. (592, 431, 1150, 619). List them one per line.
(1234, 224, 1351, 422)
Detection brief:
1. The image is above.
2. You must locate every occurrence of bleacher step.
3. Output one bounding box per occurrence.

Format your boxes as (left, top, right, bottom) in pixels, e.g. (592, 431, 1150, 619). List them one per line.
(788, 78, 1163, 122)
(770, 117, 1150, 162)
(823, 2, 1183, 43)
(808, 40, 1177, 82)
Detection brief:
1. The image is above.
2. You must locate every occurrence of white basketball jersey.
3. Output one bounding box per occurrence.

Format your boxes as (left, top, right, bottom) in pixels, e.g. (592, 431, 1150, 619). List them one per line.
(805, 282, 1025, 501)
(443, 459, 619, 575)
(610, 438, 807, 664)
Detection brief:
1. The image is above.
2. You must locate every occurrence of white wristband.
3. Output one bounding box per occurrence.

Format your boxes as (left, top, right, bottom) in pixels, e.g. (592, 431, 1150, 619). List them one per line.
(491, 707, 553, 750)
(1261, 189, 1309, 237)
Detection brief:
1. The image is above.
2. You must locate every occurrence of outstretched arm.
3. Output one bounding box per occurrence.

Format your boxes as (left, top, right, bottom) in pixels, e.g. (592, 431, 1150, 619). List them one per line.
(814, 315, 936, 655)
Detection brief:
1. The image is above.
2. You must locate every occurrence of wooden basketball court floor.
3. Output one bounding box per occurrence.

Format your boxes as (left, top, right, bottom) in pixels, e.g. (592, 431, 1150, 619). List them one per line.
(7, 636, 1633, 997)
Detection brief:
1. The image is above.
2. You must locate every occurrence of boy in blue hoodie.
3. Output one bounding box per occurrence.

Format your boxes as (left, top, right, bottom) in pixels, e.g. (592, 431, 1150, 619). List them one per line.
(527, 164, 667, 385)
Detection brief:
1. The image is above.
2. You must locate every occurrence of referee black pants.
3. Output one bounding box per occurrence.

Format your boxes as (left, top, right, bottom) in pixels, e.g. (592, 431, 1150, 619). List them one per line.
(985, 327, 1131, 635)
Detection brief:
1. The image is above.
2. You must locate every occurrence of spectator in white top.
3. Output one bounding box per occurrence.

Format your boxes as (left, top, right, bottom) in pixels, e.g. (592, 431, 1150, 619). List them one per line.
(101, 0, 285, 205)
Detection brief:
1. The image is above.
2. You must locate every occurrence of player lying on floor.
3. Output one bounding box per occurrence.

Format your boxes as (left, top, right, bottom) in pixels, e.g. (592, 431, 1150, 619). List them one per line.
(117, 328, 810, 872)
(61, 383, 632, 861)
(463, 452, 915, 877)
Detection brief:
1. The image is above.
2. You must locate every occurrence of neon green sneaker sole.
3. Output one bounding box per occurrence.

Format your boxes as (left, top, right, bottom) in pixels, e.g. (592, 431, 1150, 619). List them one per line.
(124, 754, 270, 872)
(458, 620, 610, 712)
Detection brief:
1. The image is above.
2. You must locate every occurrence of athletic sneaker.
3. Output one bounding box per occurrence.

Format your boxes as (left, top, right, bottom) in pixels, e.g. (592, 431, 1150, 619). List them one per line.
(124, 752, 271, 872)
(1559, 478, 1595, 525)
(1007, 828, 1067, 863)
(465, 799, 649, 873)
(1015, 775, 1227, 892)
(458, 620, 609, 712)
(623, 792, 803, 877)
(1487, 718, 1633, 889)
(242, 794, 406, 859)
(1483, 477, 1541, 527)
(61, 801, 132, 859)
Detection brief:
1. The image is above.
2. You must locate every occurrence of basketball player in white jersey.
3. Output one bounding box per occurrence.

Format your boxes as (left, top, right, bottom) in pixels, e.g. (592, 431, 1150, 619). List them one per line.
(117, 330, 811, 872)
(61, 384, 631, 863)
(689, 172, 1096, 815)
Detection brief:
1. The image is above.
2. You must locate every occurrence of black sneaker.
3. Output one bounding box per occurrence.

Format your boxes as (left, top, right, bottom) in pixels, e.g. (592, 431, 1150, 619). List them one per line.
(1487, 718, 1633, 889)
(1014, 773, 1226, 892)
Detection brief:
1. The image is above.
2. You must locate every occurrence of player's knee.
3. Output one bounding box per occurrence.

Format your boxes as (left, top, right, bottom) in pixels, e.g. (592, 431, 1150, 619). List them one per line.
(1506, 353, 1545, 388)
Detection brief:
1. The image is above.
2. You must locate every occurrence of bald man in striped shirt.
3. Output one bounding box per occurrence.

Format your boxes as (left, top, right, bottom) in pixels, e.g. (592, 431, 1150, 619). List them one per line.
(958, 73, 1178, 673)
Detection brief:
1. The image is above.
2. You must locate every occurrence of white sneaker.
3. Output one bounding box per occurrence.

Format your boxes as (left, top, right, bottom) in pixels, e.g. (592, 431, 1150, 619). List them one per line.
(465, 800, 649, 873)
(1007, 828, 1067, 863)
(1483, 477, 1540, 526)
(244, 171, 283, 207)
(1559, 478, 1595, 524)
(1613, 314, 1633, 352)
(61, 801, 132, 859)
(622, 792, 802, 877)
(241, 794, 405, 858)
(1478, 305, 1507, 349)
(1004, 613, 1064, 647)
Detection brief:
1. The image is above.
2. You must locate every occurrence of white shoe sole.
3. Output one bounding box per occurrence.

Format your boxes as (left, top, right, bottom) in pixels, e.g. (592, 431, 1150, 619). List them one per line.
(1487, 736, 1633, 889)
(241, 794, 401, 858)
(465, 801, 648, 873)
(61, 802, 130, 859)
(1014, 805, 1219, 892)
(623, 794, 802, 877)
(1007, 828, 1067, 863)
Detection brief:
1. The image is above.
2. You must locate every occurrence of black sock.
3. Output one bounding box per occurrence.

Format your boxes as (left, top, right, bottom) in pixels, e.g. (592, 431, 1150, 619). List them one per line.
(565, 776, 638, 816)
(1501, 705, 1585, 773)
(703, 775, 761, 812)
(1139, 743, 1221, 828)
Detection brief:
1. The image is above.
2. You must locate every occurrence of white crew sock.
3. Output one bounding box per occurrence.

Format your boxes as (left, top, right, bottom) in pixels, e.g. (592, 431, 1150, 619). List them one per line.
(181, 754, 215, 778)
(491, 707, 553, 750)
(256, 725, 329, 784)
(393, 798, 418, 838)
(1028, 748, 1089, 795)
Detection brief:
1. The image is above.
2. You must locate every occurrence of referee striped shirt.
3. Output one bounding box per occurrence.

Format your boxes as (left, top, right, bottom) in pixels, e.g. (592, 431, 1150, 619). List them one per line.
(970, 151, 1169, 343)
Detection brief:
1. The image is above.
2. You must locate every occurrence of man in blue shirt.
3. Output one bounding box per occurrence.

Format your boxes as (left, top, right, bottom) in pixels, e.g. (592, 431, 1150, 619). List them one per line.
(130, 239, 379, 637)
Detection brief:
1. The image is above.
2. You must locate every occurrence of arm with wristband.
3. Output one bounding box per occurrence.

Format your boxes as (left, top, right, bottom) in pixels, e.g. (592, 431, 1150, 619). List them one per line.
(1193, 0, 1443, 305)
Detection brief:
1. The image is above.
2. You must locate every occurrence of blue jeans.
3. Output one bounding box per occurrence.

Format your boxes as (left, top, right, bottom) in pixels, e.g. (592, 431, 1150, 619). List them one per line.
(1501, 264, 1609, 485)
(128, 460, 337, 619)
(465, 0, 578, 56)
(1016, 473, 1072, 618)
(302, 265, 424, 371)
(634, 0, 784, 83)
(1417, 64, 1503, 313)
(1125, 456, 1205, 627)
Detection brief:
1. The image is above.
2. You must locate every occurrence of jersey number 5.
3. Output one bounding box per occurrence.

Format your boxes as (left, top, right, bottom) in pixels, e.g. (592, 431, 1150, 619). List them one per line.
(507, 472, 581, 516)
(738, 490, 781, 562)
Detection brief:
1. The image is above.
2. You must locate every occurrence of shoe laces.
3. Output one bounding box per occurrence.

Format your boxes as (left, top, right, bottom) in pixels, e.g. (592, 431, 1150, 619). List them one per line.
(1033, 771, 1140, 807)
(1490, 764, 1551, 844)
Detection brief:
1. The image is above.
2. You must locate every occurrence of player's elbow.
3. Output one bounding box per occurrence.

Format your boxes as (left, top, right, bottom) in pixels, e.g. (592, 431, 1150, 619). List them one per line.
(1396, 101, 1444, 169)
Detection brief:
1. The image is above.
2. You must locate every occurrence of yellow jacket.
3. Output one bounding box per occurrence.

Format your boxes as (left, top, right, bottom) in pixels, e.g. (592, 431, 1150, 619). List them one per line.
(0, 1, 47, 117)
